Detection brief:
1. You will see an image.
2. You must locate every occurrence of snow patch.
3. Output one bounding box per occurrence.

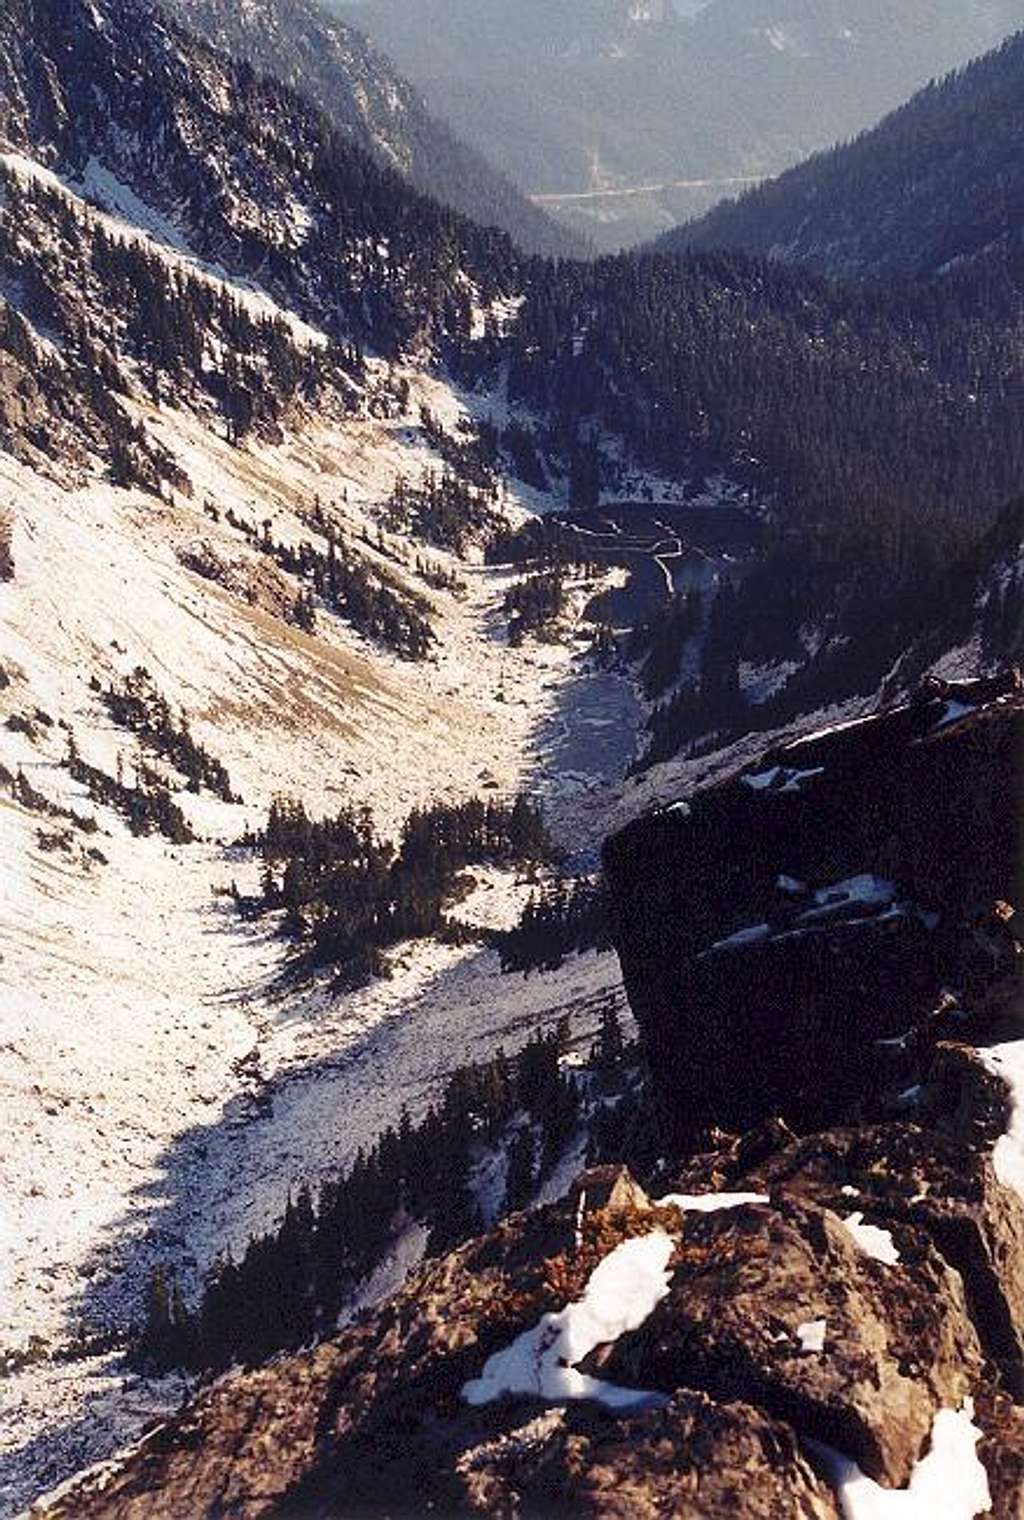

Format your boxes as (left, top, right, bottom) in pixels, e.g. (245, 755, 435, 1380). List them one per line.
(981, 1040, 1024, 1200)
(843, 1213, 900, 1266)
(462, 1231, 675, 1412)
(742, 765, 824, 793)
(813, 1403, 990, 1520)
(933, 700, 976, 731)
(739, 659, 799, 706)
(708, 922, 772, 952)
(785, 712, 880, 751)
(659, 1192, 769, 1214)
(796, 1318, 827, 1354)
(797, 875, 896, 922)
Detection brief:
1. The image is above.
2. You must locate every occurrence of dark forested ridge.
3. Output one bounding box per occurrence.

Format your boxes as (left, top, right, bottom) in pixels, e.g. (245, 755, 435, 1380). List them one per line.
(0, 0, 525, 500)
(667, 29, 1024, 282)
(0, 0, 522, 357)
(506, 249, 1024, 554)
(499, 245, 1024, 720)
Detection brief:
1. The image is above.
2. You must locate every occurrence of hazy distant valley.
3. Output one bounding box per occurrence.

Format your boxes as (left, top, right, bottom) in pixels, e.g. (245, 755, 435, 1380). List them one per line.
(342, 0, 1024, 247)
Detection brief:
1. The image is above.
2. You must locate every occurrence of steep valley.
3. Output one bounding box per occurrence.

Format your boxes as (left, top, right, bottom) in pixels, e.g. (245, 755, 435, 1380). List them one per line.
(7, 0, 1024, 1513)
(0, 358, 658, 1507)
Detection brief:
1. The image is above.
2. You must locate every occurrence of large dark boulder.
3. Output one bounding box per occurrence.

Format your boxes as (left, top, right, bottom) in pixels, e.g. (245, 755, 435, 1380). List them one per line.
(603, 682, 1024, 1143)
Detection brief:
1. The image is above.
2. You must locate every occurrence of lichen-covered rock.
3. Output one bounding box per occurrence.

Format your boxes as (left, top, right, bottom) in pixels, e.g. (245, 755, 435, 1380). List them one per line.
(454, 1396, 839, 1519)
(975, 1386, 1024, 1520)
(598, 1197, 982, 1487)
(748, 1091, 1024, 1396)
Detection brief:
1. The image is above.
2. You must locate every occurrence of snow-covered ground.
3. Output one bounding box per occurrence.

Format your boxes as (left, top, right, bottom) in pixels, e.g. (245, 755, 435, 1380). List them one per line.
(0, 362, 643, 1511)
(981, 1040, 1024, 1202)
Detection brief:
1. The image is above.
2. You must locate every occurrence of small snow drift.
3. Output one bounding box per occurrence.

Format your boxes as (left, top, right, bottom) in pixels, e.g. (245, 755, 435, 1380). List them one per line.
(843, 1212, 900, 1267)
(462, 1192, 770, 1413)
(796, 1319, 827, 1355)
(462, 1231, 675, 1412)
(982, 1041, 1024, 1204)
(742, 765, 824, 793)
(813, 1403, 990, 1520)
(659, 1191, 769, 1214)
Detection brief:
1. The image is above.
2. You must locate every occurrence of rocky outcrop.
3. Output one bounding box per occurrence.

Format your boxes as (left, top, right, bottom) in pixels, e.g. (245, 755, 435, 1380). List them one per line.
(34, 1176, 841, 1519)
(599, 1196, 981, 1486)
(452, 1396, 839, 1519)
(34, 680, 1024, 1518)
(603, 679, 1024, 1144)
(747, 1098, 1024, 1396)
(33, 1123, 1024, 1518)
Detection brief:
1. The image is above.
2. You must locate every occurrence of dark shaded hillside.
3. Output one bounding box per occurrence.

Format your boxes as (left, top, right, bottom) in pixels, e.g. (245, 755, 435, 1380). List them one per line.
(506, 249, 1024, 549)
(497, 246, 1024, 731)
(668, 30, 1024, 281)
(0, 0, 521, 357)
(605, 675, 1024, 1143)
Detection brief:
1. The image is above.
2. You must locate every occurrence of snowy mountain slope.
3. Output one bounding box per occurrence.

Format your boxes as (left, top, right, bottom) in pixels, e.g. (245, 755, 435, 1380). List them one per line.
(161, 0, 586, 259)
(0, 0, 522, 368)
(0, 38, 637, 1499)
(8, 2, 1024, 1509)
(0, 354, 637, 1507)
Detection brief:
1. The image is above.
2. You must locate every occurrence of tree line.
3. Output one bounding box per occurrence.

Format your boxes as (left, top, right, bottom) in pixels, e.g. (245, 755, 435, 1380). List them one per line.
(139, 1018, 596, 1372)
(494, 877, 612, 974)
(246, 792, 552, 985)
(100, 667, 239, 802)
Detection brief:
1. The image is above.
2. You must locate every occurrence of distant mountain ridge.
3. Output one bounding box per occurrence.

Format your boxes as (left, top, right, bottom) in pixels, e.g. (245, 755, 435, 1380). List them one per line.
(663, 29, 1024, 281)
(342, 0, 1024, 249)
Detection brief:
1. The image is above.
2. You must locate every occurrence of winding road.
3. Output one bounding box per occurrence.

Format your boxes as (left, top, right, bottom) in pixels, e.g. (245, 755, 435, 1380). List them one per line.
(530, 174, 763, 206)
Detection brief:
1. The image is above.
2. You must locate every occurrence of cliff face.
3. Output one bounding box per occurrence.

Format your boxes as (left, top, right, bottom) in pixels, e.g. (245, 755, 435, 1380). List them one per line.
(603, 677, 1024, 1143)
